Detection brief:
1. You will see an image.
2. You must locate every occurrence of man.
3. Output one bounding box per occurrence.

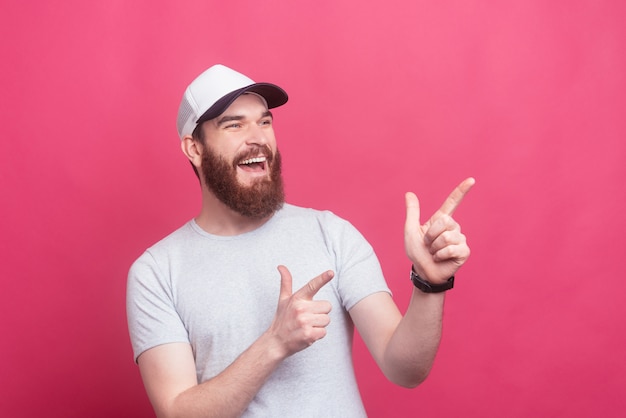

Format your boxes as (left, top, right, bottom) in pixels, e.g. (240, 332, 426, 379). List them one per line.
(127, 64, 475, 417)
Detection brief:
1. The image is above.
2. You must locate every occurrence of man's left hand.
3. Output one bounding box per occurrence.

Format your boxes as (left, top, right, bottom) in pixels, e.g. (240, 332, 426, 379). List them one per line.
(404, 177, 475, 284)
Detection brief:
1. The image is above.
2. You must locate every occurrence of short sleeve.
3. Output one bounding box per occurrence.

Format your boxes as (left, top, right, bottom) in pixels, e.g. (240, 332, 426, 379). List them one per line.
(126, 251, 190, 362)
(321, 212, 391, 311)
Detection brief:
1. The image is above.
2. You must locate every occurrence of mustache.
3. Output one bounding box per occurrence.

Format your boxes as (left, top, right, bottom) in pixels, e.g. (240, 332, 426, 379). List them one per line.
(233, 144, 274, 166)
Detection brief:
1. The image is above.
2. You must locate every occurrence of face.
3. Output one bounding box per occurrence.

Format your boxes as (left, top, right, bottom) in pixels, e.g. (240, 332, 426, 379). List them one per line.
(198, 93, 284, 219)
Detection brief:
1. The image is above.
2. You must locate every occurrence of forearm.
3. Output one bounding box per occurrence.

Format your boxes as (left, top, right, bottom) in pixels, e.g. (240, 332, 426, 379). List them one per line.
(151, 332, 285, 418)
(382, 288, 445, 388)
(142, 267, 334, 418)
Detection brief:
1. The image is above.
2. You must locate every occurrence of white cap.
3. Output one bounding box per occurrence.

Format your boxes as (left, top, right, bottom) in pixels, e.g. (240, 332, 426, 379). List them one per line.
(176, 64, 288, 139)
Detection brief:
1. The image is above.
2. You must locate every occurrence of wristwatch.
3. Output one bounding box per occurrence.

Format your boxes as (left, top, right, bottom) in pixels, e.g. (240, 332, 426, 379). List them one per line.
(410, 267, 455, 293)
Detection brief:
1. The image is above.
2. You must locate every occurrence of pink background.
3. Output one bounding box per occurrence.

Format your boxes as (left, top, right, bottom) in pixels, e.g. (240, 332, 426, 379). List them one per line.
(1, 0, 625, 416)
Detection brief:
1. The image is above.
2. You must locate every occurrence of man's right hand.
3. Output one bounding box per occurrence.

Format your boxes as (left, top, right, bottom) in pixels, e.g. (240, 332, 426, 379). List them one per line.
(137, 266, 334, 418)
(268, 265, 334, 358)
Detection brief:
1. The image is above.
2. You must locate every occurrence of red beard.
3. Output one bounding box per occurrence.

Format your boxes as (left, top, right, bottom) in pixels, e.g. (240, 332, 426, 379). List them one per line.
(200, 144, 285, 219)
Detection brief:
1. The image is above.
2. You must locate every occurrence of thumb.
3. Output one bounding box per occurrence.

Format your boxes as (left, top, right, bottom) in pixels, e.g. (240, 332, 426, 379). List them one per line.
(405, 192, 422, 234)
(277, 265, 293, 300)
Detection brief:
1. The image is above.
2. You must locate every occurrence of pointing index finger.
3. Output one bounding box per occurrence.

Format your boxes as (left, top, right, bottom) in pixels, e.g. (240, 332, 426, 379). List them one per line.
(438, 177, 476, 216)
(296, 270, 335, 300)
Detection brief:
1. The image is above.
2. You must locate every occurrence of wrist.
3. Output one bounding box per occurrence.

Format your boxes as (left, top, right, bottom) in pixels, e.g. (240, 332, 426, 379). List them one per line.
(260, 329, 290, 363)
(410, 266, 455, 293)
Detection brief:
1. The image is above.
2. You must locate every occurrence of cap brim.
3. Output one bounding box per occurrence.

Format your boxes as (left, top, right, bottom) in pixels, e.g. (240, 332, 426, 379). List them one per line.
(197, 83, 288, 124)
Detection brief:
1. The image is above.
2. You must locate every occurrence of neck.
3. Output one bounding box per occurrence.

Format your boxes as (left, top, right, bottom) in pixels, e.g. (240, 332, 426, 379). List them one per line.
(195, 187, 274, 236)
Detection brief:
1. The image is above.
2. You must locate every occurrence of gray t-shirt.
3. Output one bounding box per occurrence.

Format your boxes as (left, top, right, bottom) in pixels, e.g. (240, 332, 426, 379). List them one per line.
(127, 204, 390, 417)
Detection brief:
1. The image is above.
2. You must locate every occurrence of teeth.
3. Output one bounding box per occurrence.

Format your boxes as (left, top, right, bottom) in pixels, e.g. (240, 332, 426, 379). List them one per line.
(240, 156, 267, 165)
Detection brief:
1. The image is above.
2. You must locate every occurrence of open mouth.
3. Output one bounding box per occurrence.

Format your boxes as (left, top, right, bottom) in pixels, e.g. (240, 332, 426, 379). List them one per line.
(238, 156, 268, 172)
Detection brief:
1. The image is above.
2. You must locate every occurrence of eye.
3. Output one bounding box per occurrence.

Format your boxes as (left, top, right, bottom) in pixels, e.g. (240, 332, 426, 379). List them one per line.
(260, 118, 272, 126)
(225, 122, 242, 129)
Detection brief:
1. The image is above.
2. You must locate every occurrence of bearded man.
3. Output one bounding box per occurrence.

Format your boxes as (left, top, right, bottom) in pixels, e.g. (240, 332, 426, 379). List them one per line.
(127, 64, 475, 418)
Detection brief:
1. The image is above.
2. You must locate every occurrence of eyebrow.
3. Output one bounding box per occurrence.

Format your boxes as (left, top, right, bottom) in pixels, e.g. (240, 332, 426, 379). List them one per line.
(215, 110, 274, 127)
(215, 115, 244, 127)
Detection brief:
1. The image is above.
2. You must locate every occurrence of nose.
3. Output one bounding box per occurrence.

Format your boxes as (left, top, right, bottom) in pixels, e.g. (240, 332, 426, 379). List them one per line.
(246, 123, 272, 147)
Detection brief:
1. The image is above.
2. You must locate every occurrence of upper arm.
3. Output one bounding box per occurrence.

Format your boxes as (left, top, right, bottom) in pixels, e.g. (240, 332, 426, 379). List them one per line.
(137, 342, 198, 418)
(349, 291, 402, 368)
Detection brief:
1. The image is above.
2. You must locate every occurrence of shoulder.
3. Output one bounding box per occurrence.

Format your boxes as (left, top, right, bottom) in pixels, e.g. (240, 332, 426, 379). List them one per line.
(129, 220, 196, 272)
(276, 203, 368, 248)
(278, 203, 350, 228)
(148, 220, 198, 250)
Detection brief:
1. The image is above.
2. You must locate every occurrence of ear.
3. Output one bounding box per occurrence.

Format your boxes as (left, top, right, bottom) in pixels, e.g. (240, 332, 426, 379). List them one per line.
(180, 134, 203, 169)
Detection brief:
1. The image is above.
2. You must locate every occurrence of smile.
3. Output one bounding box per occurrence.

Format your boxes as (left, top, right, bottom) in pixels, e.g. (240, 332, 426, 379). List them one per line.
(240, 156, 267, 165)
(238, 155, 268, 173)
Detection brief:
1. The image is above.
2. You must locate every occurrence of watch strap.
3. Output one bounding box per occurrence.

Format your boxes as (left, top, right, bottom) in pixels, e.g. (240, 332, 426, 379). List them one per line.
(410, 268, 454, 293)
